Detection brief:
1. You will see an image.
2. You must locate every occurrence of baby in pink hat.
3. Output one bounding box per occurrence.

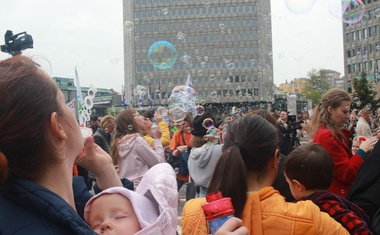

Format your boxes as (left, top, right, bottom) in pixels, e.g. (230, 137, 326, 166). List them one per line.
(84, 163, 178, 235)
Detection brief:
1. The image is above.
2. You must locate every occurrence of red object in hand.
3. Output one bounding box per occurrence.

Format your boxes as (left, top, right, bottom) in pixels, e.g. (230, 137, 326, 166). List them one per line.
(359, 136, 366, 142)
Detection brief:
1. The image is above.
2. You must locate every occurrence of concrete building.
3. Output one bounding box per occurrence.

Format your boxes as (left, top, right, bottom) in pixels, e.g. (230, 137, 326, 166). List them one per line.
(343, 0, 380, 94)
(122, 0, 274, 107)
(279, 78, 308, 94)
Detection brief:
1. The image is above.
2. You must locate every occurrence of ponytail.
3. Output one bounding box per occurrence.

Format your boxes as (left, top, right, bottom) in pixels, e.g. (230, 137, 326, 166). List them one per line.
(207, 145, 247, 218)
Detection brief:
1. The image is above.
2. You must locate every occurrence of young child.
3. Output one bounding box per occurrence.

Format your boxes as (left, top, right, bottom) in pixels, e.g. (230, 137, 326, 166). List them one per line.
(188, 112, 223, 198)
(352, 136, 366, 155)
(283, 143, 372, 235)
(84, 163, 178, 235)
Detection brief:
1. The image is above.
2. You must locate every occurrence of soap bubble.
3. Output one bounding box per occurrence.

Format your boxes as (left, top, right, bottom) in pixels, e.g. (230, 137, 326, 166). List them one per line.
(285, 0, 316, 14)
(196, 105, 205, 116)
(148, 41, 177, 70)
(124, 21, 134, 31)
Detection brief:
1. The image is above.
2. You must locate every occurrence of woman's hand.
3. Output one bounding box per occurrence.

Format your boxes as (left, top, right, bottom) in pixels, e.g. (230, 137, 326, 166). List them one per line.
(359, 137, 378, 153)
(154, 111, 163, 123)
(215, 217, 248, 235)
(75, 136, 122, 189)
(152, 124, 162, 139)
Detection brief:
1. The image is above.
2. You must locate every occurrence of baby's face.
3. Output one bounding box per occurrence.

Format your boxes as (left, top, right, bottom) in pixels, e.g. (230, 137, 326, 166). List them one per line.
(88, 194, 141, 235)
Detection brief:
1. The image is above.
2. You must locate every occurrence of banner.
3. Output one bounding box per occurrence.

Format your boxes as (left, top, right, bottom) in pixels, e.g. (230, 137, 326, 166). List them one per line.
(74, 67, 85, 126)
(66, 99, 76, 116)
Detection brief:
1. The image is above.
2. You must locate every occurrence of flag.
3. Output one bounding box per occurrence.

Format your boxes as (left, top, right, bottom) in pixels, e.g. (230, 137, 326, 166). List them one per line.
(121, 85, 127, 110)
(185, 71, 192, 87)
(148, 83, 153, 108)
(74, 67, 84, 126)
(66, 98, 76, 116)
(158, 80, 162, 105)
(375, 64, 378, 84)
(130, 84, 134, 108)
(138, 91, 143, 109)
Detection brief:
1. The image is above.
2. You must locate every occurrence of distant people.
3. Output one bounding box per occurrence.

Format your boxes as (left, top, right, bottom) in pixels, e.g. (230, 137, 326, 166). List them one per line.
(89, 115, 116, 188)
(283, 144, 372, 234)
(84, 163, 178, 235)
(181, 115, 349, 235)
(110, 108, 165, 190)
(169, 112, 196, 201)
(94, 115, 116, 154)
(142, 109, 170, 148)
(308, 88, 377, 198)
(0, 56, 122, 234)
(90, 115, 100, 133)
(277, 110, 293, 156)
(188, 112, 222, 198)
(371, 108, 380, 133)
(356, 106, 373, 138)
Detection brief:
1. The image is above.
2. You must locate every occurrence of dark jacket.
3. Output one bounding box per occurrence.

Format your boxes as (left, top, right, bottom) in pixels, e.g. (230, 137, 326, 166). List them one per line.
(93, 128, 111, 154)
(347, 140, 380, 222)
(0, 177, 97, 235)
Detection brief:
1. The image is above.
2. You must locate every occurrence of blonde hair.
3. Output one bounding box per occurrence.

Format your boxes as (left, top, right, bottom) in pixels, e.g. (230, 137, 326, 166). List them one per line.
(99, 115, 116, 132)
(308, 88, 351, 141)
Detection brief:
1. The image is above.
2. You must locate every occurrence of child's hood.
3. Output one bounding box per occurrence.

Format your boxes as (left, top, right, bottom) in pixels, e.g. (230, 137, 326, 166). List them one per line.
(190, 143, 223, 168)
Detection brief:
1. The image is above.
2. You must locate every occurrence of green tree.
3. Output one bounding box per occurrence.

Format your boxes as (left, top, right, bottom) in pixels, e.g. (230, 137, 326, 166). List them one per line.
(352, 72, 380, 110)
(303, 69, 330, 108)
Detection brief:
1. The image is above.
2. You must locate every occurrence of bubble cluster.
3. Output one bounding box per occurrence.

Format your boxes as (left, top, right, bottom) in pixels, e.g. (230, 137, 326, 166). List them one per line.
(285, 0, 316, 14)
(329, 0, 365, 24)
(168, 85, 198, 122)
(148, 41, 177, 70)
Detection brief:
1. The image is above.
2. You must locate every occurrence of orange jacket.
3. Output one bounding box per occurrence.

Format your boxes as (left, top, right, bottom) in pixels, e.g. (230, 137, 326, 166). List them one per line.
(181, 187, 349, 235)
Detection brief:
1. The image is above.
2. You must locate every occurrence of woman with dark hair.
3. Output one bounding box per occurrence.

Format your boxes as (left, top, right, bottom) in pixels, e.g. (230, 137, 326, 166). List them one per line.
(0, 56, 121, 234)
(181, 114, 349, 235)
(110, 108, 165, 190)
(308, 88, 377, 198)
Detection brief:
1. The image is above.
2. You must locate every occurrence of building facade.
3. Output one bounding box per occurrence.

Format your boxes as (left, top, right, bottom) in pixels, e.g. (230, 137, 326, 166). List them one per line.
(122, 0, 273, 107)
(343, 0, 380, 94)
(279, 78, 308, 94)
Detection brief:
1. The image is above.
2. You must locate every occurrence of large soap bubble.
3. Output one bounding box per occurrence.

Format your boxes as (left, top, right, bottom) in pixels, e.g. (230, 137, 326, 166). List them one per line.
(329, 0, 365, 24)
(148, 41, 177, 70)
(285, 0, 316, 14)
(168, 85, 198, 122)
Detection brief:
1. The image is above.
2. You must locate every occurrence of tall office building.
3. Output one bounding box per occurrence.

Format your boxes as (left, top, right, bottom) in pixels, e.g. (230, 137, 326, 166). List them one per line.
(343, 0, 380, 93)
(122, 0, 273, 107)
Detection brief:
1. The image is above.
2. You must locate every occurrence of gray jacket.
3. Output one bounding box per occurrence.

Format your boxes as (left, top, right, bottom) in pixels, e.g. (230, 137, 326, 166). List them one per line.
(188, 143, 223, 188)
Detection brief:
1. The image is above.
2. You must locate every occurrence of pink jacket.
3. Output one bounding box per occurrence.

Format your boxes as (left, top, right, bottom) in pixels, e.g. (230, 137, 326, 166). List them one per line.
(135, 163, 178, 235)
(117, 133, 165, 189)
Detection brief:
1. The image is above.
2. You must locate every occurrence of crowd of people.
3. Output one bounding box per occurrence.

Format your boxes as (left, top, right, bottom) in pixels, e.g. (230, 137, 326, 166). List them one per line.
(1, 56, 380, 235)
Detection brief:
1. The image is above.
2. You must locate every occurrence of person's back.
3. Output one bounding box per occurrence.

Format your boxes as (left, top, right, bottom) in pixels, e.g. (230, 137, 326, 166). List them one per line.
(283, 144, 372, 234)
(181, 115, 349, 235)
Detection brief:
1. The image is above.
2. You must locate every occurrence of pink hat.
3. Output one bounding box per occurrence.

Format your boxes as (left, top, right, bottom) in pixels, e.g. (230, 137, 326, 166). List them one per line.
(84, 187, 159, 229)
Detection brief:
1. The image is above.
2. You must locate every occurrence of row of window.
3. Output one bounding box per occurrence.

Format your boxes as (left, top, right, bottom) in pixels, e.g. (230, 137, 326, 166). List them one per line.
(134, 5, 256, 16)
(133, 19, 258, 32)
(345, 25, 380, 42)
(135, 59, 261, 73)
(347, 43, 380, 57)
(347, 60, 380, 74)
(136, 74, 260, 86)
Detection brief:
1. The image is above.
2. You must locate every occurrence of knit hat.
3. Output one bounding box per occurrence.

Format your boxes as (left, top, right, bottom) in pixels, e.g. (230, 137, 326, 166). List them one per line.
(84, 187, 159, 229)
(191, 112, 215, 136)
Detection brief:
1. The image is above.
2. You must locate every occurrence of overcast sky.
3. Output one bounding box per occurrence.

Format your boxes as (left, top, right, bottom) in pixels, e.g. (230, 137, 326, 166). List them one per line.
(0, 0, 345, 91)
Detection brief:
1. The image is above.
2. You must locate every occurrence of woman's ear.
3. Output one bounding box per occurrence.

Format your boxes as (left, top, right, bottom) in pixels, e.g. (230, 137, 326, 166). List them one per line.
(50, 112, 67, 141)
(327, 106, 333, 114)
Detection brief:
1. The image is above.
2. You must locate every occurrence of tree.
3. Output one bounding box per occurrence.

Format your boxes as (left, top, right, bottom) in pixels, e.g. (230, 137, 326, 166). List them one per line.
(303, 69, 330, 108)
(352, 72, 380, 110)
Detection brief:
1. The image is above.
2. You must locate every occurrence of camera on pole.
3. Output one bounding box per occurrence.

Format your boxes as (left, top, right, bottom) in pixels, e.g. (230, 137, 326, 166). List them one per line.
(1, 30, 34, 56)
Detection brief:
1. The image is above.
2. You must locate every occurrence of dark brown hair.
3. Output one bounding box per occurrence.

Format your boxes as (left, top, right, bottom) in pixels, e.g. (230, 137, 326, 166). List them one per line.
(207, 114, 279, 218)
(283, 143, 333, 190)
(110, 108, 141, 165)
(190, 135, 207, 147)
(0, 56, 60, 182)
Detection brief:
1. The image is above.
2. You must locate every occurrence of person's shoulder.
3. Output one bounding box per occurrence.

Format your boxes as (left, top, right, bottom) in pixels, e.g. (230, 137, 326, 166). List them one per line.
(183, 197, 207, 214)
